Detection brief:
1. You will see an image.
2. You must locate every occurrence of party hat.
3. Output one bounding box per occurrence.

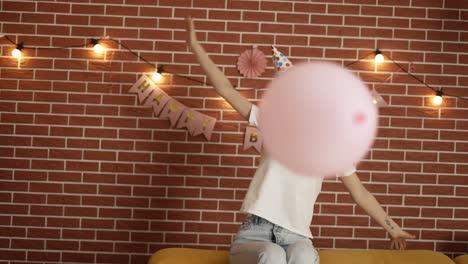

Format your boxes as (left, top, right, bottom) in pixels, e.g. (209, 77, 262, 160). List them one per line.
(272, 46, 293, 73)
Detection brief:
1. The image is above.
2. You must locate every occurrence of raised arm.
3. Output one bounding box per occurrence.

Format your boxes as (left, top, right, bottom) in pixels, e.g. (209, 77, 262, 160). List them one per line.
(185, 17, 252, 119)
(340, 173, 416, 250)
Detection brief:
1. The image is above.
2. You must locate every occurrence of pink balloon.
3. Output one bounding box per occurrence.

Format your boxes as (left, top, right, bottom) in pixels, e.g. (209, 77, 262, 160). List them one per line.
(258, 61, 378, 177)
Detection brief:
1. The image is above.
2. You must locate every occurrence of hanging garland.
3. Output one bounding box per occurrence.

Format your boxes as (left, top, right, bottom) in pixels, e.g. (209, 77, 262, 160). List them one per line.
(1, 35, 467, 153)
(129, 75, 216, 140)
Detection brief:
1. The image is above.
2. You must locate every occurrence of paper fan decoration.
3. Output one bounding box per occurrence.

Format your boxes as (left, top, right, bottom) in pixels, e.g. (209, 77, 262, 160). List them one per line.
(237, 46, 267, 79)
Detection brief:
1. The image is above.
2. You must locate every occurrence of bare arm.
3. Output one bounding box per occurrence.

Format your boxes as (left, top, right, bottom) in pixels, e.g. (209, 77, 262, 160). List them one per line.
(185, 17, 252, 119)
(340, 173, 415, 250)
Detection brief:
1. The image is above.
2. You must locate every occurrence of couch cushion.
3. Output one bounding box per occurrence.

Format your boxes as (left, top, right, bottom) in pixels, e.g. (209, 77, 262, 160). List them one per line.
(148, 248, 454, 264)
(454, 255, 468, 264)
(148, 248, 229, 264)
(320, 249, 454, 264)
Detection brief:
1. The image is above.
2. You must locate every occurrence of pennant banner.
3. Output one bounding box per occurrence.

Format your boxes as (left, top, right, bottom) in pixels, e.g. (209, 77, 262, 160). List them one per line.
(186, 111, 204, 137)
(159, 99, 186, 128)
(244, 126, 262, 153)
(192, 112, 216, 141)
(129, 75, 155, 103)
(127, 75, 248, 142)
(143, 86, 171, 116)
(177, 108, 198, 135)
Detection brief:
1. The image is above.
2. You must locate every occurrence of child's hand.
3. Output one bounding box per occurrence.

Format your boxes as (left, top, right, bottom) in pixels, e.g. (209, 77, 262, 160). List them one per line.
(185, 17, 198, 49)
(390, 230, 415, 250)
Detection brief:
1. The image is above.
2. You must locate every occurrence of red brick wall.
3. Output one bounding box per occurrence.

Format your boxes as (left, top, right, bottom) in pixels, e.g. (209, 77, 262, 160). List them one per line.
(1, 0, 467, 263)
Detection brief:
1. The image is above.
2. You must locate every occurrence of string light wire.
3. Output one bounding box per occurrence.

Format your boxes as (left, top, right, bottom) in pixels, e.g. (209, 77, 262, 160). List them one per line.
(344, 51, 375, 67)
(1, 35, 467, 101)
(389, 57, 467, 101)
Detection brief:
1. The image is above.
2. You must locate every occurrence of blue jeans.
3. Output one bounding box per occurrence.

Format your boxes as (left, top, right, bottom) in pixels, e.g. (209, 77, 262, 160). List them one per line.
(230, 214, 319, 264)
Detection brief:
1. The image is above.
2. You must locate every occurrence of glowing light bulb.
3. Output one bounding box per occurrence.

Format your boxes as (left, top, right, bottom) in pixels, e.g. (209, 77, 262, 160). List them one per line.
(12, 48, 22, 58)
(374, 49, 384, 64)
(152, 65, 164, 83)
(375, 53, 384, 64)
(433, 89, 443, 105)
(90, 38, 104, 54)
(152, 71, 163, 82)
(372, 98, 377, 104)
(93, 43, 104, 54)
(433, 95, 442, 105)
(375, 54, 384, 64)
(11, 42, 24, 58)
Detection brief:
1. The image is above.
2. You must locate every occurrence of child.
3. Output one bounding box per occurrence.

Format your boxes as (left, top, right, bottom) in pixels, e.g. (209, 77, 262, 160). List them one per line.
(185, 17, 415, 264)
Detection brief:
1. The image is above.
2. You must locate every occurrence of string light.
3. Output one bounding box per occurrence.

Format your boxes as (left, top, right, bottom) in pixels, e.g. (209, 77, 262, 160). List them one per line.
(11, 42, 24, 58)
(152, 65, 164, 82)
(374, 49, 384, 64)
(433, 88, 443, 105)
(1, 35, 466, 103)
(90, 38, 104, 54)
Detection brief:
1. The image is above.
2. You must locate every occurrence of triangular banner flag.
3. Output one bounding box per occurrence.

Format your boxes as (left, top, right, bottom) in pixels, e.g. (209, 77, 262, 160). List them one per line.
(128, 75, 156, 103)
(143, 86, 171, 116)
(177, 108, 198, 135)
(159, 99, 186, 127)
(244, 126, 262, 153)
(191, 112, 216, 141)
(129, 75, 218, 141)
(371, 88, 387, 107)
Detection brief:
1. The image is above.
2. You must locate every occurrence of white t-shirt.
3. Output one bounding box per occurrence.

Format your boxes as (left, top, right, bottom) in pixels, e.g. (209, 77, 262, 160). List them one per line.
(240, 104, 356, 238)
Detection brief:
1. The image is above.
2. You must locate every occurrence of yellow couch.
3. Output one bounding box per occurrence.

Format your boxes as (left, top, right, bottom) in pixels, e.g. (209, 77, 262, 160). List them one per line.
(148, 247, 460, 264)
(455, 255, 468, 264)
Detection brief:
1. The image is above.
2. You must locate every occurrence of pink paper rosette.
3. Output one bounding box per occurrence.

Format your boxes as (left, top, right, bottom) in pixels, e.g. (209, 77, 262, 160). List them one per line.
(237, 47, 267, 79)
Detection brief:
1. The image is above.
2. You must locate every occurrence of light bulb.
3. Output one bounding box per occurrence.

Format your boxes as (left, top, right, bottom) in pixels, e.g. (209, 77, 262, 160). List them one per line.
(93, 43, 104, 54)
(375, 53, 384, 64)
(11, 42, 24, 58)
(372, 98, 377, 104)
(152, 71, 163, 82)
(374, 49, 384, 64)
(433, 89, 443, 105)
(433, 95, 443, 105)
(152, 65, 164, 83)
(90, 38, 104, 54)
(12, 48, 22, 58)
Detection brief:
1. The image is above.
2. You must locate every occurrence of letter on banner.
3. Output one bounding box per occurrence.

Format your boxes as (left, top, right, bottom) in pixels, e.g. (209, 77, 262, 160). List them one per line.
(192, 113, 216, 141)
(177, 108, 197, 135)
(128, 75, 217, 142)
(244, 126, 262, 152)
(128, 75, 155, 103)
(144, 87, 170, 116)
(159, 99, 186, 127)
